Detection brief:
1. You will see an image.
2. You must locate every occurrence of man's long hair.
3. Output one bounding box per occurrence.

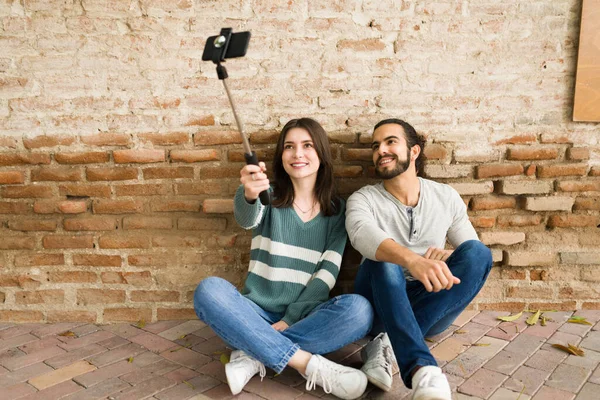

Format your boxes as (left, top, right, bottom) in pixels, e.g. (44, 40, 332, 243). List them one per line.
(272, 118, 341, 216)
(374, 118, 427, 177)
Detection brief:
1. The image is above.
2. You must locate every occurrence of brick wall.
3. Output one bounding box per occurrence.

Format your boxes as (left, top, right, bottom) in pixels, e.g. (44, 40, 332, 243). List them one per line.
(0, 0, 598, 323)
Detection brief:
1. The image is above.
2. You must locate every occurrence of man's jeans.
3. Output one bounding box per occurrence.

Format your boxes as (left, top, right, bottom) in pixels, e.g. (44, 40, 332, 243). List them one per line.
(354, 240, 492, 387)
(193, 277, 374, 373)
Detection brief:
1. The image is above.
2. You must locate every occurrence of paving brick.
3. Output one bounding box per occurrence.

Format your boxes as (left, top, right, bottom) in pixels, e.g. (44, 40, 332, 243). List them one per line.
(503, 333, 544, 356)
(62, 377, 130, 400)
(101, 323, 144, 339)
(193, 326, 217, 340)
(18, 337, 62, 354)
(244, 375, 304, 400)
(576, 382, 600, 400)
(44, 343, 106, 369)
(174, 334, 207, 349)
(545, 331, 583, 351)
(129, 332, 179, 354)
(444, 352, 489, 378)
(18, 379, 82, 400)
(159, 321, 207, 341)
(486, 321, 527, 341)
(120, 359, 179, 384)
(2, 345, 66, 371)
(30, 323, 82, 339)
(589, 365, 600, 385)
(502, 365, 549, 395)
(484, 350, 528, 375)
(155, 374, 221, 400)
(0, 325, 44, 340)
(197, 360, 227, 383)
(453, 310, 480, 327)
(143, 320, 186, 335)
(545, 364, 590, 393)
(4, 382, 37, 399)
(70, 324, 102, 337)
(471, 311, 504, 327)
(98, 334, 131, 350)
(463, 337, 508, 360)
(558, 320, 593, 337)
(0, 362, 54, 387)
(524, 321, 561, 339)
(531, 385, 575, 400)
(524, 349, 566, 372)
(457, 368, 506, 398)
(563, 348, 600, 370)
(28, 359, 97, 390)
(0, 333, 38, 352)
(579, 331, 600, 352)
(87, 342, 146, 368)
(164, 366, 199, 383)
(431, 338, 465, 362)
(73, 359, 138, 388)
(160, 347, 212, 370)
(489, 387, 531, 400)
(57, 330, 115, 351)
(111, 375, 176, 400)
(450, 322, 492, 346)
(129, 350, 165, 367)
(201, 383, 234, 399)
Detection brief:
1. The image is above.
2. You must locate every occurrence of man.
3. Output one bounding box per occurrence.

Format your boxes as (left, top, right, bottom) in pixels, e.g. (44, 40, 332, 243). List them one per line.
(346, 119, 492, 400)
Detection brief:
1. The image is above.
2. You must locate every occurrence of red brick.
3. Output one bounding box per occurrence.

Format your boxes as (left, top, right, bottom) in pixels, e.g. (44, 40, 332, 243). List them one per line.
(523, 196, 574, 211)
(33, 200, 88, 214)
(127, 254, 172, 267)
(103, 308, 152, 322)
(342, 148, 372, 161)
(333, 166, 363, 178)
(9, 219, 58, 231)
(47, 271, 97, 283)
(200, 165, 244, 180)
(123, 216, 172, 230)
(170, 149, 219, 163)
(150, 200, 201, 212)
(507, 147, 559, 160)
(0, 171, 25, 184)
(115, 184, 170, 196)
(142, 167, 194, 179)
(494, 134, 537, 145)
(0, 310, 44, 322)
(73, 254, 122, 267)
(175, 182, 224, 195)
(477, 164, 524, 178)
(0, 153, 51, 166)
(202, 199, 234, 214)
(63, 217, 118, 231)
(86, 167, 138, 181)
(102, 271, 151, 286)
(525, 164, 536, 176)
(506, 286, 553, 299)
(0, 201, 30, 214)
(59, 184, 111, 198)
(15, 290, 64, 305)
(98, 235, 150, 249)
(157, 308, 196, 320)
(114, 149, 165, 163)
(567, 147, 589, 160)
(55, 152, 109, 164)
(547, 214, 599, 228)
(470, 196, 516, 210)
(557, 180, 600, 192)
(574, 197, 600, 211)
(177, 218, 227, 231)
(423, 144, 448, 160)
(2, 185, 53, 198)
(537, 164, 588, 178)
(80, 133, 131, 146)
(77, 289, 125, 305)
(248, 130, 280, 144)
(131, 290, 179, 302)
(43, 235, 94, 249)
(497, 215, 543, 227)
(47, 311, 96, 323)
(0, 236, 36, 249)
(22, 135, 76, 149)
(469, 216, 496, 228)
(138, 132, 189, 145)
(151, 235, 202, 248)
(591, 167, 600, 176)
(0, 136, 18, 148)
(337, 38, 385, 51)
(31, 167, 83, 182)
(92, 199, 144, 214)
(14, 254, 64, 267)
(528, 301, 577, 311)
(183, 115, 214, 126)
(228, 148, 274, 162)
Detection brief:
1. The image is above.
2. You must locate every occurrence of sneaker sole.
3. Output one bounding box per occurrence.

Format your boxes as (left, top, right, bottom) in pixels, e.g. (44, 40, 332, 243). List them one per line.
(225, 364, 243, 395)
(366, 374, 392, 392)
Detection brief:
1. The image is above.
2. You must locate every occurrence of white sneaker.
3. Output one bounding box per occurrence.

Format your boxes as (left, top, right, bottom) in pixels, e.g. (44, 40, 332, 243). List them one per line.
(411, 366, 451, 400)
(304, 354, 368, 400)
(225, 350, 266, 395)
(361, 332, 395, 391)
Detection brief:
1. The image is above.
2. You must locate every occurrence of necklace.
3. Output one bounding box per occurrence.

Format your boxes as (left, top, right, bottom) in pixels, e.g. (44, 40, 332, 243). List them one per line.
(293, 201, 316, 214)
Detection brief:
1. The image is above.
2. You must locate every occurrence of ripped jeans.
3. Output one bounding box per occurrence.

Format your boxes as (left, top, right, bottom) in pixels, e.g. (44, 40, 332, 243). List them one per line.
(193, 277, 374, 373)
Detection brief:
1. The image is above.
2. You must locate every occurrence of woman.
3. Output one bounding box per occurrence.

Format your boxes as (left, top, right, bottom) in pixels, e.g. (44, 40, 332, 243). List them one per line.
(194, 118, 373, 400)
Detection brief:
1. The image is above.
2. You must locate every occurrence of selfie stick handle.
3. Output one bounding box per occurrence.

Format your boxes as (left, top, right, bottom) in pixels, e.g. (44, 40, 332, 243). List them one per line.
(217, 65, 270, 205)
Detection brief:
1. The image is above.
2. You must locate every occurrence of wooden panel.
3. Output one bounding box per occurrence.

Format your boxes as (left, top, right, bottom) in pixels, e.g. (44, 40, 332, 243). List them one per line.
(573, 0, 600, 122)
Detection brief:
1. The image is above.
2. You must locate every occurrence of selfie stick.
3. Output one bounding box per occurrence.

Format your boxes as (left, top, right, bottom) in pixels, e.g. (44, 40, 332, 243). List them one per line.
(210, 29, 270, 205)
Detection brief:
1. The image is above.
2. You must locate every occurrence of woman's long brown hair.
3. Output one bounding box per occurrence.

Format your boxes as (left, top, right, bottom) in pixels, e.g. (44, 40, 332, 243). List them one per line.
(271, 118, 341, 216)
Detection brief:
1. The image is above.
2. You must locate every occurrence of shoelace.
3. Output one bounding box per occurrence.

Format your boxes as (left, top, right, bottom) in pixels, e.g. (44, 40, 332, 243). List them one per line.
(368, 340, 393, 376)
(305, 358, 340, 394)
(416, 369, 444, 389)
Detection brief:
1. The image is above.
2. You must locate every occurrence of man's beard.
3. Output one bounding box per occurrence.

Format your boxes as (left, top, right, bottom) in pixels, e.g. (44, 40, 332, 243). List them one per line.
(375, 153, 411, 180)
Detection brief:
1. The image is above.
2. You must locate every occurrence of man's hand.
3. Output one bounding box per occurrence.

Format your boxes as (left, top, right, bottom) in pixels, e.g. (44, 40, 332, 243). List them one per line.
(424, 247, 453, 262)
(271, 321, 289, 332)
(406, 254, 460, 293)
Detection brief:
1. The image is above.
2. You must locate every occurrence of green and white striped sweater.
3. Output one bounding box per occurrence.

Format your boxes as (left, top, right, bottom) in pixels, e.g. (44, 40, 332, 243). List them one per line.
(234, 185, 347, 325)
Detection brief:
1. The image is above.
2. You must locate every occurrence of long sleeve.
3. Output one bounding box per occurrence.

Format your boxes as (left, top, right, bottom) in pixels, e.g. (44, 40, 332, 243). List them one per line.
(234, 184, 267, 230)
(282, 204, 347, 325)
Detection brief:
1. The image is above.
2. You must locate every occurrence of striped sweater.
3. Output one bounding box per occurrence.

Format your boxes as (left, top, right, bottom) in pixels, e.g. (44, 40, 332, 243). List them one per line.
(234, 185, 347, 325)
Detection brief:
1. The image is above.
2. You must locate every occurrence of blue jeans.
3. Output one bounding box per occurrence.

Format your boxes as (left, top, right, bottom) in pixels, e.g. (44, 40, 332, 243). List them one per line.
(194, 277, 374, 373)
(354, 240, 492, 387)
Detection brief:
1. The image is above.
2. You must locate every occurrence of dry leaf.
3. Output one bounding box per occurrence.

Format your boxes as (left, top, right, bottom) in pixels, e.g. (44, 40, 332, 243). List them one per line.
(454, 330, 467, 334)
(567, 317, 592, 325)
(458, 361, 467, 376)
(179, 334, 187, 339)
(526, 310, 541, 326)
(567, 343, 585, 356)
(183, 380, 195, 389)
(220, 353, 230, 365)
(541, 316, 547, 326)
(497, 311, 523, 322)
(128, 357, 134, 363)
(516, 384, 526, 400)
(551, 343, 585, 356)
(58, 331, 76, 337)
(472, 343, 491, 347)
(425, 338, 436, 343)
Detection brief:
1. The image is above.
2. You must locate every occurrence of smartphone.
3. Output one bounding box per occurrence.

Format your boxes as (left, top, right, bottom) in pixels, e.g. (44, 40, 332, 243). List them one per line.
(202, 31, 251, 62)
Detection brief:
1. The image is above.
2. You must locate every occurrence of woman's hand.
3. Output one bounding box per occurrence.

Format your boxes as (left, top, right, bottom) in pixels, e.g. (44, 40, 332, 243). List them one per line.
(240, 162, 269, 202)
(271, 321, 289, 332)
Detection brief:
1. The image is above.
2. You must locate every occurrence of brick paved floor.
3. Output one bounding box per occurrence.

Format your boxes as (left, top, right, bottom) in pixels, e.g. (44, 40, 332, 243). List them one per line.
(1, 310, 599, 399)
